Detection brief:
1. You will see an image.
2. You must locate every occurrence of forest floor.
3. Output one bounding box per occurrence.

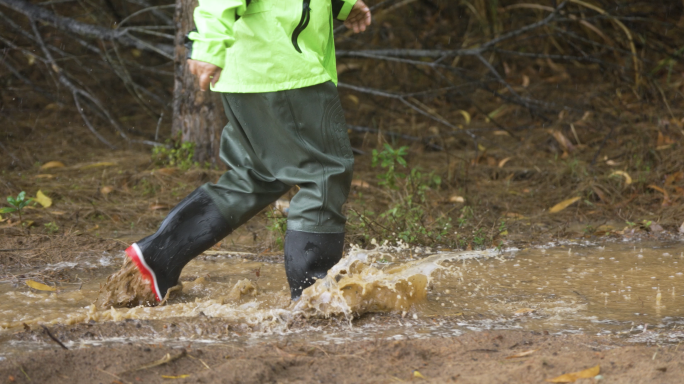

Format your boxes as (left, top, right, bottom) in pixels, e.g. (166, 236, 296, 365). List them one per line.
(2, 87, 684, 382)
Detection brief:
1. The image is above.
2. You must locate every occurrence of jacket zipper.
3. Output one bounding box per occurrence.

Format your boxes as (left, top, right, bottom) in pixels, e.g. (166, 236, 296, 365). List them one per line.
(291, 0, 311, 53)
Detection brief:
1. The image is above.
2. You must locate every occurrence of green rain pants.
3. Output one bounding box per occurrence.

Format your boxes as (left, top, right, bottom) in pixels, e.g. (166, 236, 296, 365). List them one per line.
(201, 81, 354, 234)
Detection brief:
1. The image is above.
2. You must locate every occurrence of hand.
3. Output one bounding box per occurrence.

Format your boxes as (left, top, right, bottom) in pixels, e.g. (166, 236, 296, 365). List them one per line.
(344, 0, 371, 33)
(187, 59, 222, 91)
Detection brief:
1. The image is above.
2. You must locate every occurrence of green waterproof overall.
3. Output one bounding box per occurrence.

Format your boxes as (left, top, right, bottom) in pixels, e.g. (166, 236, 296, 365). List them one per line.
(201, 81, 354, 233)
(186, 0, 359, 233)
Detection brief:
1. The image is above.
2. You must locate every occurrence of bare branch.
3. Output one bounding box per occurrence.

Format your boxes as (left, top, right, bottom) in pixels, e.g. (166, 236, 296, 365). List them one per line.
(0, 0, 173, 57)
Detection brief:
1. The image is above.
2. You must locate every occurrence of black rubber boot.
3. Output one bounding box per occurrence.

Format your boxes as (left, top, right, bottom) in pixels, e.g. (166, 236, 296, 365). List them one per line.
(125, 188, 232, 302)
(284, 230, 345, 300)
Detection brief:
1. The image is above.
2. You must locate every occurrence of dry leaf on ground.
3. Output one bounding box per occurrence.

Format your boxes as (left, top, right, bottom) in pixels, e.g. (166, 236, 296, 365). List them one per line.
(506, 349, 539, 359)
(546, 365, 600, 383)
(549, 197, 581, 213)
(80, 162, 116, 169)
(449, 195, 465, 203)
(40, 161, 65, 170)
(413, 370, 425, 379)
(456, 110, 471, 125)
(35, 190, 52, 208)
(351, 180, 370, 189)
(161, 375, 189, 379)
(26, 280, 56, 292)
(514, 308, 535, 316)
(548, 130, 574, 152)
(498, 157, 513, 168)
(149, 204, 170, 211)
(610, 171, 632, 185)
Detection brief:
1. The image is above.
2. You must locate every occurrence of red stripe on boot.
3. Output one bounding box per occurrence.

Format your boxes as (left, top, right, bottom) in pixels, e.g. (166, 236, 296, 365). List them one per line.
(125, 245, 161, 302)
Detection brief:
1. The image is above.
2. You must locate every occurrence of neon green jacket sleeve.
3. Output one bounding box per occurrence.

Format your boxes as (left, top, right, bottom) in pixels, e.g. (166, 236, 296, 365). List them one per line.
(331, 0, 358, 21)
(188, 0, 247, 68)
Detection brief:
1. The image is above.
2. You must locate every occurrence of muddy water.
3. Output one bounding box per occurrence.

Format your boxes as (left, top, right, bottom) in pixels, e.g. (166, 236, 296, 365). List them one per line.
(2, 242, 684, 356)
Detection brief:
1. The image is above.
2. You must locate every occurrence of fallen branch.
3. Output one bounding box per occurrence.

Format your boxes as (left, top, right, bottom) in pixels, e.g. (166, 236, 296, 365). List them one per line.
(41, 325, 69, 350)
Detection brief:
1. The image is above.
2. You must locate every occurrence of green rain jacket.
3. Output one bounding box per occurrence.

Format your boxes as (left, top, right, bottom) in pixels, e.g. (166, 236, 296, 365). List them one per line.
(188, 0, 357, 93)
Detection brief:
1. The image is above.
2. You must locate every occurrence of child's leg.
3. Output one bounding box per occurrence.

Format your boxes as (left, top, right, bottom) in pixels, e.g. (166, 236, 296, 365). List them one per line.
(209, 82, 353, 298)
(127, 93, 294, 303)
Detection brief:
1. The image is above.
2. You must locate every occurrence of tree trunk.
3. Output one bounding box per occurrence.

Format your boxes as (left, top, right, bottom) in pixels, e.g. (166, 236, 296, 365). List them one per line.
(172, 0, 226, 166)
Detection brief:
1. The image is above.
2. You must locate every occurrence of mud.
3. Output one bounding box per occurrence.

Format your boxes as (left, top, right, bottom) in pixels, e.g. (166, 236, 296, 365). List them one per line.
(2, 330, 683, 383)
(96, 257, 157, 309)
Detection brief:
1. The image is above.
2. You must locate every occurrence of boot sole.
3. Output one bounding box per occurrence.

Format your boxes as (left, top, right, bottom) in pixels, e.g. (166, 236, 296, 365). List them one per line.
(125, 244, 162, 302)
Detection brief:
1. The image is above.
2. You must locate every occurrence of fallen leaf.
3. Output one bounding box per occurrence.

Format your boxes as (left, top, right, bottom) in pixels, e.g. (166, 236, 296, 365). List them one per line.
(346, 94, 360, 105)
(149, 204, 170, 211)
(548, 130, 574, 152)
(449, 195, 465, 203)
(648, 185, 671, 206)
(679, 221, 684, 234)
(505, 213, 526, 219)
(156, 168, 177, 176)
(161, 375, 190, 379)
(413, 370, 425, 379)
(40, 161, 65, 170)
(26, 280, 56, 292)
(49, 210, 66, 215)
(522, 75, 530, 87)
(35, 190, 52, 208)
(351, 179, 370, 189)
(605, 160, 620, 166)
(549, 197, 581, 213)
(337, 63, 361, 75)
(34, 174, 55, 179)
(592, 186, 609, 204)
(514, 308, 535, 315)
(493, 130, 511, 136)
(100, 186, 114, 196)
(657, 132, 675, 147)
(80, 162, 116, 169)
(506, 349, 539, 359)
(456, 110, 471, 125)
(546, 365, 600, 383)
(87, 224, 100, 232)
(498, 157, 513, 168)
(610, 171, 632, 185)
(665, 172, 683, 185)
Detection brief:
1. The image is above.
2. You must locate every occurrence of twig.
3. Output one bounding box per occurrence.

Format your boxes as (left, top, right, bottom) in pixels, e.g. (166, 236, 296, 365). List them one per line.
(31, 21, 128, 148)
(116, 3, 175, 27)
(41, 325, 69, 350)
(128, 349, 187, 372)
(348, 125, 442, 150)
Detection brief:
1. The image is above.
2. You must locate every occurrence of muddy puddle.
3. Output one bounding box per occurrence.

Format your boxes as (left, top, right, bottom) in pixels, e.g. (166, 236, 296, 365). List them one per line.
(2, 241, 684, 357)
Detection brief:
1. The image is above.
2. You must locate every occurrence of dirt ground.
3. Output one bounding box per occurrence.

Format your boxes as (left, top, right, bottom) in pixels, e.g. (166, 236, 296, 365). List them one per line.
(2, 329, 682, 383)
(2, 26, 684, 382)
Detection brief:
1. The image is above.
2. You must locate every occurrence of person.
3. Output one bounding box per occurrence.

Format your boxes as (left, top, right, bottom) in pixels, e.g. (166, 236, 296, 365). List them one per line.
(123, 0, 372, 303)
